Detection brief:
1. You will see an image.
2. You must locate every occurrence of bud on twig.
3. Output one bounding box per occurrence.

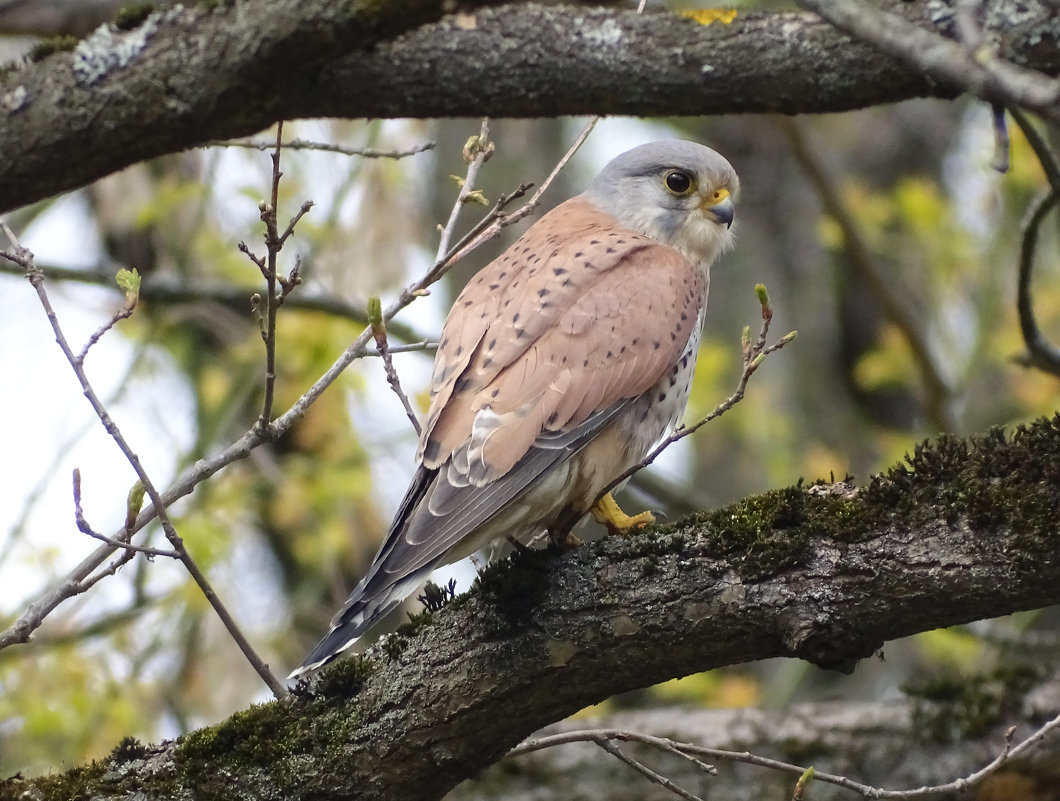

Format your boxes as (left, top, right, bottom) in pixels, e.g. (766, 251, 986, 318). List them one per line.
(125, 480, 145, 532)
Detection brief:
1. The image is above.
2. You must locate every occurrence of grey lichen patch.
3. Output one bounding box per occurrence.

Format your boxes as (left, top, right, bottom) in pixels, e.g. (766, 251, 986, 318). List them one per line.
(72, 6, 182, 85)
(1, 85, 27, 113)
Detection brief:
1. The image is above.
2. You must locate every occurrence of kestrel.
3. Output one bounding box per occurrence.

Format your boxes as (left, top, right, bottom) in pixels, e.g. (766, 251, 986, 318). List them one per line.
(292, 140, 737, 678)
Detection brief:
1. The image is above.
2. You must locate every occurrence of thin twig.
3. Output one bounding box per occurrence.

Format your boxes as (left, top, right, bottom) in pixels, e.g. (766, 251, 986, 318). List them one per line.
(596, 740, 705, 801)
(1014, 189, 1060, 375)
(1007, 109, 1060, 376)
(243, 123, 312, 428)
(0, 260, 429, 346)
(76, 293, 137, 365)
(1010, 107, 1060, 188)
(368, 298, 422, 435)
(73, 470, 179, 559)
(435, 118, 494, 262)
(0, 224, 289, 699)
(208, 138, 435, 159)
(444, 117, 599, 267)
(370, 340, 437, 356)
(953, 0, 984, 52)
(259, 122, 283, 426)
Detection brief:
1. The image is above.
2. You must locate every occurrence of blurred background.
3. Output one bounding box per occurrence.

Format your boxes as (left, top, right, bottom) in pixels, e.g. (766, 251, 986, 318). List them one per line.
(1, 0, 1059, 784)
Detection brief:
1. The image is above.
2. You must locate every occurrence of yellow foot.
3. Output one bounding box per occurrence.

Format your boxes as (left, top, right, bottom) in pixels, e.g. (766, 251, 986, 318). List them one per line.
(590, 492, 655, 536)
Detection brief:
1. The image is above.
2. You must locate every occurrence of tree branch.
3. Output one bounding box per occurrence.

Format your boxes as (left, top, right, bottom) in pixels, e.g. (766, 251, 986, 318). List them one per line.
(7, 415, 1060, 800)
(2, 0, 1058, 211)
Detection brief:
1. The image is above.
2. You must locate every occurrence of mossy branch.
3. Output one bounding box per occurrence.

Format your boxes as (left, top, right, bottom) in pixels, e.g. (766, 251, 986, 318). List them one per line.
(7, 416, 1060, 801)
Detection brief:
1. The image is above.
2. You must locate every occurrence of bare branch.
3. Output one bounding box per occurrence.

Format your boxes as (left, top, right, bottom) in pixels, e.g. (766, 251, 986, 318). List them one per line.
(596, 739, 705, 801)
(445, 117, 598, 266)
(1014, 189, 1060, 375)
(253, 123, 312, 429)
(75, 279, 138, 364)
(796, 0, 1060, 123)
(72, 469, 179, 560)
(0, 259, 429, 344)
(433, 118, 495, 272)
(368, 297, 422, 436)
(206, 138, 435, 159)
(0, 223, 288, 699)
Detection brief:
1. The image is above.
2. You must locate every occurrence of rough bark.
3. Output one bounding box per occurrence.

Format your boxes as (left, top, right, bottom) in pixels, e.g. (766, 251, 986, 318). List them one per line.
(4, 416, 1059, 801)
(2, 0, 1059, 212)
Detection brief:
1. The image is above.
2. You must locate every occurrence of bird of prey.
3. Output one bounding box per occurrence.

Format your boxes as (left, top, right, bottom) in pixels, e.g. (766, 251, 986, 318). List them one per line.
(291, 140, 738, 678)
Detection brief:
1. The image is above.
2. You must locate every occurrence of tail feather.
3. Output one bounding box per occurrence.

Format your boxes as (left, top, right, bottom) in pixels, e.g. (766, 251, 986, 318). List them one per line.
(287, 571, 426, 679)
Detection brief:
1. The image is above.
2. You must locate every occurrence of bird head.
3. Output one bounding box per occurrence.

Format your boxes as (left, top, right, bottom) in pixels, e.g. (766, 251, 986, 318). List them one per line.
(582, 140, 739, 266)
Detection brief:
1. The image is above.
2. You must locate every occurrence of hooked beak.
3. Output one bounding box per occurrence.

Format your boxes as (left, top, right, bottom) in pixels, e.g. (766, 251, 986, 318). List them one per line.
(702, 187, 735, 229)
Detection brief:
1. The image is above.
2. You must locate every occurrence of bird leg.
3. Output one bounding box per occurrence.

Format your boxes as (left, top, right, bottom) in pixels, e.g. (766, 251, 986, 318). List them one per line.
(590, 492, 655, 535)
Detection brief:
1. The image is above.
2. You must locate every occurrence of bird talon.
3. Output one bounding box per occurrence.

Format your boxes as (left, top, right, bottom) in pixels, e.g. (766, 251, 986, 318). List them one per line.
(590, 492, 656, 535)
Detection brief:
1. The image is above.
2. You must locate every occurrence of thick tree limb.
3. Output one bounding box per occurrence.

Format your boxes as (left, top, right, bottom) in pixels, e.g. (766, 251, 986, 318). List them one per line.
(5, 416, 1060, 801)
(2, 0, 1059, 212)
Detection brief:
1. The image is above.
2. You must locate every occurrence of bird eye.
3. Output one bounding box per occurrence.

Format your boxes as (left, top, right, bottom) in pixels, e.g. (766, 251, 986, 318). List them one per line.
(664, 170, 694, 195)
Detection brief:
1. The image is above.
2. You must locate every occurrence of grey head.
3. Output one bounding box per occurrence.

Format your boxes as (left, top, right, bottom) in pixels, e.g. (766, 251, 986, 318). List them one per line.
(581, 139, 739, 265)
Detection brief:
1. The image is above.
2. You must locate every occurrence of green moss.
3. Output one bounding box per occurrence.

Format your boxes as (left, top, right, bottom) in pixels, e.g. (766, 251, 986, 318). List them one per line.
(472, 544, 554, 632)
(380, 633, 408, 660)
(311, 652, 377, 698)
(28, 36, 79, 62)
(865, 415, 1060, 558)
(0, 761, 108, 800)
(114, 3, 156, 30)
(681, 486, 828, 580)
(398, 609, 434, 635)
(179, 702, 295, 767)
(110, 735, 148, 763)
